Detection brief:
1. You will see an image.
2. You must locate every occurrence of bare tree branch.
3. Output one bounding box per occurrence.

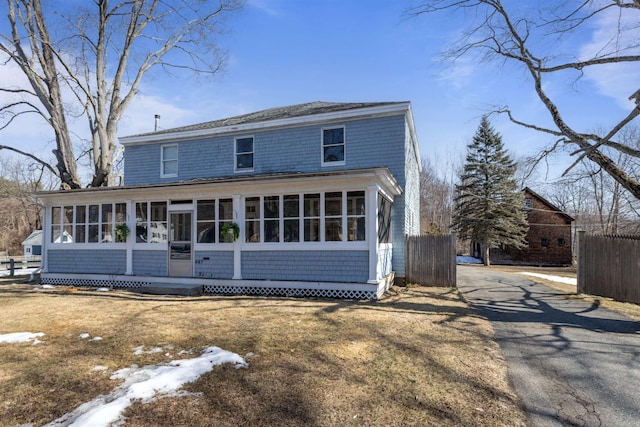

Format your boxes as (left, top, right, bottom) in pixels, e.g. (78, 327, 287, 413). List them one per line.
(409, 0, 640, 200)
(0, 145, 59, 177)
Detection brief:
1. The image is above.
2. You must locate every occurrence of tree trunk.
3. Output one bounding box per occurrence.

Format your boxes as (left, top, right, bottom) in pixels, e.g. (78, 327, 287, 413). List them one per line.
(483, 245, 491, 266)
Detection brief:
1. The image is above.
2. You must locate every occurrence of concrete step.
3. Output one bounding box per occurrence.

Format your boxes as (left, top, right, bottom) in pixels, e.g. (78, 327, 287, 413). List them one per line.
(130, 283, 203, 297)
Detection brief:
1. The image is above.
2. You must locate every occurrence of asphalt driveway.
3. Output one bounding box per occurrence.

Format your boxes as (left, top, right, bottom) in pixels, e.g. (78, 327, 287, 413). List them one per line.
(457, 265, 640, 427)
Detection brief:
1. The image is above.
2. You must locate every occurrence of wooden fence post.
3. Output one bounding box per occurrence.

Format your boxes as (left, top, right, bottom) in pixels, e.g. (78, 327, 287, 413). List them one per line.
(9, 258, 15, 277)
(576, 231, 585, 294)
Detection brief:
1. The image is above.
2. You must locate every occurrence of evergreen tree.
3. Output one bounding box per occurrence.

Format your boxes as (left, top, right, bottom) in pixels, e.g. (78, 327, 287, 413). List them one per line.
(452, 116, 528, 265)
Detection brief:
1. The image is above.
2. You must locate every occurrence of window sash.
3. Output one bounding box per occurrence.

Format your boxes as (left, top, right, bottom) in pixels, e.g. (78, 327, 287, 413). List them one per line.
(235, 137, 254, 171)
(161, 144, 178, 176)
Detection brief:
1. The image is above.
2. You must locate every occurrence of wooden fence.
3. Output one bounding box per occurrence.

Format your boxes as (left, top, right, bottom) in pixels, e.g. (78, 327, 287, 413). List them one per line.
(405, 234, 457, 287)
(0, 256, 41, 276)
(577, 232, 640, 304)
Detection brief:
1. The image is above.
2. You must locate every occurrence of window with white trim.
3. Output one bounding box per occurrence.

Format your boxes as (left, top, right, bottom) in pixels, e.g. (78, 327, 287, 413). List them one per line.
(196, 198, 233, 243)
(161, 144, 178, 177)
(283, 195, 300, 242)
(245, 197, 260, 242)
(135, 201, 167, 243)
(325, 192, 342, 241)
(235, 136, 254, 171)
(322, 127, 345, 165)
(264, 196, 279, 242)
(241, 191, 366, 244)
(304, 193, 320, 242)
(50, 203, 127, 244)
(347, 191, 365, 241)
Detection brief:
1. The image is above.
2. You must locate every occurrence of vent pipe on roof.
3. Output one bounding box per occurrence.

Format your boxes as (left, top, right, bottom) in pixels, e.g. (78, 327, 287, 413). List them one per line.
(154, 114, 161, 131)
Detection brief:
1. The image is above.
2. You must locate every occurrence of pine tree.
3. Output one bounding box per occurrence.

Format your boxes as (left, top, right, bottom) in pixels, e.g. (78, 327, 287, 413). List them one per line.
(452, 116, 528, 265)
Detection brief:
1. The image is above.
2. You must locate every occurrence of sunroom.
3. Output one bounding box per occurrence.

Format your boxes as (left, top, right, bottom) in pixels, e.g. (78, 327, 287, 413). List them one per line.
(36, 167, 401, 299)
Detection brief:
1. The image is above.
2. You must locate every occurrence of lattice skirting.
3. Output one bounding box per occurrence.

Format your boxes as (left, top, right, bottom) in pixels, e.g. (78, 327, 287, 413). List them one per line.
(41, 276, 149, 289)
(41, 275, 379, 300)
(202, 284, 376, 300)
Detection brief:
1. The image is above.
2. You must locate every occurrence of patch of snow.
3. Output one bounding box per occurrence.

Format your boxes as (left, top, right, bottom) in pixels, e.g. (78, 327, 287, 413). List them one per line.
(0, 267, 39, 277)
(457, 256, 483, 264)
(44, 346, 247, 427)
(95, 287, 110, 292)
(133, 345, 164, 355)
(0, 332, 45, 344)
(33, 284, 55, 290)
(90, 337, 103, 342)
(91, 366, 109, 372)
(79, 333, 91, 339)
(520, 272, 577, 286)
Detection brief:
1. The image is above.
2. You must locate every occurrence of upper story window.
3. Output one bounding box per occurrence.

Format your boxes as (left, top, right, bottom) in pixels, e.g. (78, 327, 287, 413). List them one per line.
(235, 136, 254, 172)
(524, 198, 532, 210)
(322, 127, 345, 166)
(161, 144, 178, 177)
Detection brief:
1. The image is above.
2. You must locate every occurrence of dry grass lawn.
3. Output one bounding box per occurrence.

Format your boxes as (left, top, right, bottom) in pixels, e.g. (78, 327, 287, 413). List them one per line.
(0, 277, 527, 427)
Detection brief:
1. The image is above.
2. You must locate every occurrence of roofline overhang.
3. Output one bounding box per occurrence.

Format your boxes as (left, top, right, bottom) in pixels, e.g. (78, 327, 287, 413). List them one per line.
(119, 102, 412, 146)
(32, 167, 402, 202)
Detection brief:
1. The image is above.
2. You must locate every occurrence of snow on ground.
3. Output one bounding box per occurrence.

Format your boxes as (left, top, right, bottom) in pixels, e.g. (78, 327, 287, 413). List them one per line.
(44, 346, 247, 427)
(519, 272, 577, 286)
(0, 267, 39, 277)
(457, 256, 483, 264)
(0, 332, 45, 344)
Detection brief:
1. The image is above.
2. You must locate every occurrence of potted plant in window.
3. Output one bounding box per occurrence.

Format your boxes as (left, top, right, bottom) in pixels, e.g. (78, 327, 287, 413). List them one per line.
(114, 223, 130, 243)
(221, 222, 240, 242)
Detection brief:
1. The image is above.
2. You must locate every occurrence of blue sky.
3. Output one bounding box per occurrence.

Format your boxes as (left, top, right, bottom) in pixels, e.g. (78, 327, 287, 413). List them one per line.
(2, 0, 639, 185)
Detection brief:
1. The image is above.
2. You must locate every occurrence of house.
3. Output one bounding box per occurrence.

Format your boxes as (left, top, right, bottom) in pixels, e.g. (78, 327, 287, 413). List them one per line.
(21, 229, 72, 257)
(34, 101, 421, 299)
(489, 187, 574, 266)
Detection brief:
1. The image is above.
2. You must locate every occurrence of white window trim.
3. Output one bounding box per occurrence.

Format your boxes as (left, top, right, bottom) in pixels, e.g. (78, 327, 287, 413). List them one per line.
(161, 144, 178, 178)
(234, 135, 254, 173)
(321, 126, 346, 167)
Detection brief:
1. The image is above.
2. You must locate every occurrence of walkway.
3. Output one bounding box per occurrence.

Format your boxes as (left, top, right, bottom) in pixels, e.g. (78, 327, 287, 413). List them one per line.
(457, 265, 640, 427)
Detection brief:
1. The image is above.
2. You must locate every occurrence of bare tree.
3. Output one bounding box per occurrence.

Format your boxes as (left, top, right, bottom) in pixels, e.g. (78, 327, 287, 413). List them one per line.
(0, 154, 55, 254)
(0, 0, 242, 189)
(543, 126, 640, 234)
(420, 158, 456, 234)
(408, 1, 640, 200)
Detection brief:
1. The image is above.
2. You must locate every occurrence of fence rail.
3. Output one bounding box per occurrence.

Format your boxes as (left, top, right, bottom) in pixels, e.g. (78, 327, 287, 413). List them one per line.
(0, 256, 41, 276)
(405, 234, 457, 287)
(577, 232, 640, 304)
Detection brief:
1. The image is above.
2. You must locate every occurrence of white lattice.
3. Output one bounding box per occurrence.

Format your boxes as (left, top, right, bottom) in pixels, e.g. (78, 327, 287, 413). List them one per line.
(202, 284, 376, 300)
(41, 276, 377, 300)
(42, 276, 146, 289)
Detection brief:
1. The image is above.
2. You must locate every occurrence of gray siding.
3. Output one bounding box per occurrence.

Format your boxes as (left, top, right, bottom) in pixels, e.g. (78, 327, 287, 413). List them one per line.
(48, 249, 126, 275)
(194, 251, 234, 279)
(241, 250, 369, 283)
(392, 119, 421, 277)
(132, 250, 167, 276)
(124, 115, 407, 186)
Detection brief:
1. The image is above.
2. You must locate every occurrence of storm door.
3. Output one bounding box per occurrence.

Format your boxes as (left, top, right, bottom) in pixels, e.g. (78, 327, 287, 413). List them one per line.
(169, 211, 192, 277)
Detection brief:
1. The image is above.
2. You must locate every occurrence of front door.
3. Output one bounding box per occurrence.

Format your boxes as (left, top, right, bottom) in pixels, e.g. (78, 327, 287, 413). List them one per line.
(169, 211, 192, 277)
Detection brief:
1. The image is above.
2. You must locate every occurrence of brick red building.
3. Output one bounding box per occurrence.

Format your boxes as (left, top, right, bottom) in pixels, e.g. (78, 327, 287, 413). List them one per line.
(489, 188, 574, 266)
